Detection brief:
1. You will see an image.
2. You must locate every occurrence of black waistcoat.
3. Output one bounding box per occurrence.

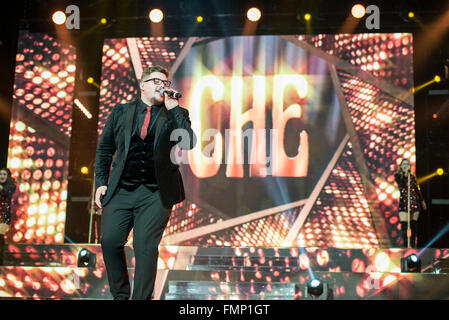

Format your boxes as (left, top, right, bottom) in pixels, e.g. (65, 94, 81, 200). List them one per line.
(120, 100, 160, 191)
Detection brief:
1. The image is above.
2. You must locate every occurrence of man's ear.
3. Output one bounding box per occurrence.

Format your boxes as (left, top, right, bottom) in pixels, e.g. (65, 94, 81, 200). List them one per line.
(140, 81, 144, 90)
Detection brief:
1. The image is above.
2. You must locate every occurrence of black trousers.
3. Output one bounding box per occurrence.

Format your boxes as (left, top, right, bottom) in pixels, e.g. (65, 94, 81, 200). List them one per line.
(101, 184, 171, 300)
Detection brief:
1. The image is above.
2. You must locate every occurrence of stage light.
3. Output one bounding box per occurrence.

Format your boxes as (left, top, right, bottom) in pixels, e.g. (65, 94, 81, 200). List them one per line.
(413, 75, 442, 93)
(351, 4, 366, 18)
(420, 222, 449, 254)
(77, 248, 96, 268)
(433, 113, 438, 119)
(247, 7, 261, 22)
(86, 77, 100, 90)
(306, 278, 323, 297)
(196, 16, 203, 23)
(100, 18, 107, 24)
(81, 166, 89, 175)
(401, 253, 421, 272)
(149, 9, 164, 23)
(74, 99, 93, 119)
(52, 11, 66, 25)
(408, 12, 415, 18)
(304, 13, 312, 21)
(417, 168, 447, 184)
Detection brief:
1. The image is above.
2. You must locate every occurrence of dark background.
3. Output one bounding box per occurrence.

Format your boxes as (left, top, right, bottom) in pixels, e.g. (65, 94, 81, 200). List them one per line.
(0, 0, 448, 246)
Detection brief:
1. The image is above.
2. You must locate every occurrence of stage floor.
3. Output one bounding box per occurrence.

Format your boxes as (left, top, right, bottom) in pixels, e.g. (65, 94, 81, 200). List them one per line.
(1, 244, 448, 299)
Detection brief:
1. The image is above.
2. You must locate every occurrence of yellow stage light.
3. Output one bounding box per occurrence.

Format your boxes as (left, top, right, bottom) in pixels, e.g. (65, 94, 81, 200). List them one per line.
(304, 13, 312, 21)
(247, 7, 261, 22)
(351, 4, 366, 18)
(87, 77, 94, 84)
(196, 16, 203, 23)
(408, 12, 415, 18)
(149, 9, 164, 23)
(100, 18, 107, 24)
(52, 11, 66, 25)
(81, 167, 89, 175)
(413, 75, 442, 94)
(418, 168, 446, 184)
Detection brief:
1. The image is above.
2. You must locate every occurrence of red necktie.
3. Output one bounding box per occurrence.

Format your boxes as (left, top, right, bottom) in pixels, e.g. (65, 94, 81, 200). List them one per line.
(140, 106, 152, 140)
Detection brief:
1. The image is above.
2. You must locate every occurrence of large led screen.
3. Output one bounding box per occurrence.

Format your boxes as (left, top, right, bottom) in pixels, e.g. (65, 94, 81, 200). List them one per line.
(6, 31, 76, 244)
(98, 34, 415, 249)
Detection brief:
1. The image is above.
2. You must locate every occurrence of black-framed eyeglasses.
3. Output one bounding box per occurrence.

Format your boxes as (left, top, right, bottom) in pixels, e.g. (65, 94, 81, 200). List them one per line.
(143, 78, 171, 87)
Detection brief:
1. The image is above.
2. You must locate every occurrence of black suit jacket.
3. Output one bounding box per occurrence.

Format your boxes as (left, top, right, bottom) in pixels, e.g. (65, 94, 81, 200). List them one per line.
(94, 99, 195, 208)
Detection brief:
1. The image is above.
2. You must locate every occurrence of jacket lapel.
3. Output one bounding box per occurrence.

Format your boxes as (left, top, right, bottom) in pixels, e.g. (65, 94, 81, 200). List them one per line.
(152, 106, 168, 152)
(124, 100, 138, 157)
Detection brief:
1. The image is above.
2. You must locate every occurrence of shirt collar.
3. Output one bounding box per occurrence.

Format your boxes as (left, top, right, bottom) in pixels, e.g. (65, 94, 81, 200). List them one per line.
(139, 98, 161, 113)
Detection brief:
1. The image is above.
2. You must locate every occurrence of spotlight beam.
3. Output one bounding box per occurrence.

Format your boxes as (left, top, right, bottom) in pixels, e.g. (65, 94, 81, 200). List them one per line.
(420, 222, 449, 255)
(86, 77, 101, 90)
(417, 168, 445, 184)
(243, 7, 261, 35)
(75, 20, 109, 41)
(339, 14, 361, 34)
(432, 96, 449, 119)
(304, 14, 312, 35)
(415, 7, 449, 73)
(412, 76, 441, 94)
(407, 13, 426, 29)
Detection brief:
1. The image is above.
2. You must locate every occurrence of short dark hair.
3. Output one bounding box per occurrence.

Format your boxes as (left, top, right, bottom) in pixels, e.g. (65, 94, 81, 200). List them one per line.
(141, 65, 169, 82)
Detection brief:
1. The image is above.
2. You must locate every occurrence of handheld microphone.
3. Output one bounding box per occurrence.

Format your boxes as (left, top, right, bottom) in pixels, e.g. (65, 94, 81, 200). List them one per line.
(160, 89, 182, 99)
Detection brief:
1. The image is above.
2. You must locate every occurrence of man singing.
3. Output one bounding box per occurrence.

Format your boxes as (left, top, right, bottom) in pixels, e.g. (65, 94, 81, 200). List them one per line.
(94, 65, 195, 300)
